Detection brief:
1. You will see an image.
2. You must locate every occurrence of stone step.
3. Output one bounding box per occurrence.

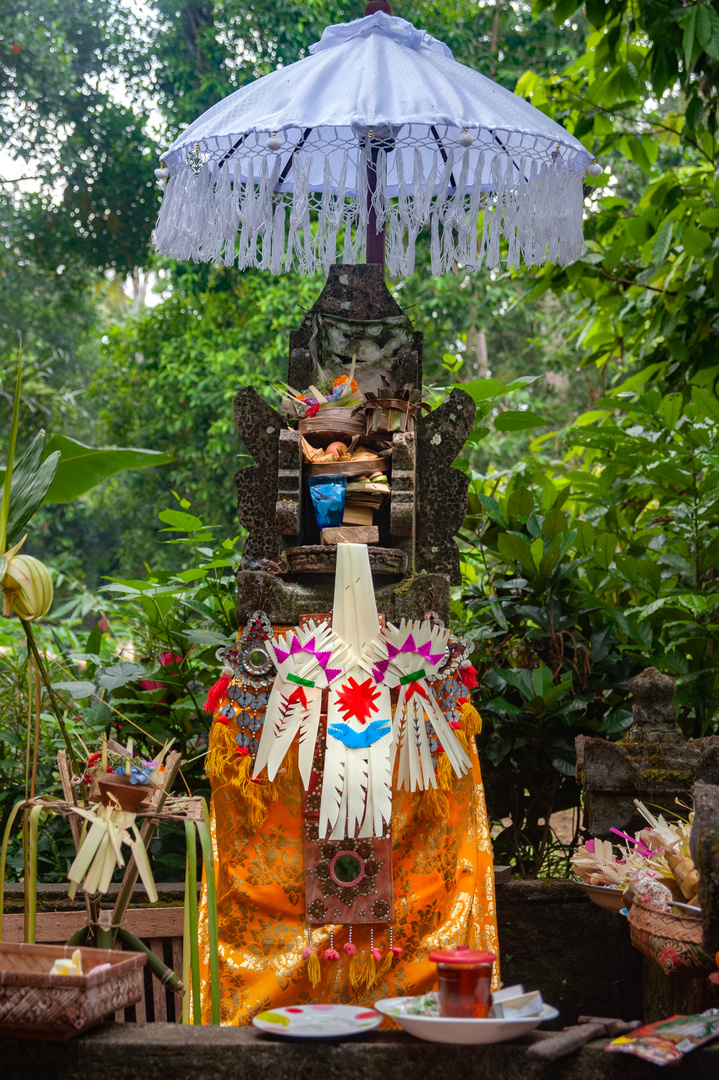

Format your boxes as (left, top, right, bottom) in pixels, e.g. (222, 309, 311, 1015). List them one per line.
(3, 1023, 717, 1078)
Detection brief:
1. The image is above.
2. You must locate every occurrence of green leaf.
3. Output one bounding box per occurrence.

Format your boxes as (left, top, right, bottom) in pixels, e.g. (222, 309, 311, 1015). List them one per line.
(158, 509, 206, 532)
(531, 664, 554, 698)
(552, 0, 580, 27)
(542, 506, 568, 540)
(682, 6, 697, 70)
(651, 219, 674, 264)
(682, 226, 711, 257)
(594, 532, 618, 569)
(692, 385, 719, 423)
(659, 393, 683, 431)
(543, 675, 574, 708)
(96, 662, 147, 691)
(530, 536, 545, 571)
(497, 533, 536, 577)
(183, 629, 235, 647)
(585, 0, 606, 29)
(0, 431, 60, 542)
(42, 435, 173, 504)
(494, 410, 547, 432)
(696, 3, 719, 58)
(507, 486, 534, 523)
(458, 376, 539, 403)
(51, 680, 97, 700)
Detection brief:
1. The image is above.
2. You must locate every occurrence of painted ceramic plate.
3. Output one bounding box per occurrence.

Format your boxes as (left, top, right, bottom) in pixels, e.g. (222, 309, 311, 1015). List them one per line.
(374, 997, 559, 1045)
(253, 1003, 382, 1039)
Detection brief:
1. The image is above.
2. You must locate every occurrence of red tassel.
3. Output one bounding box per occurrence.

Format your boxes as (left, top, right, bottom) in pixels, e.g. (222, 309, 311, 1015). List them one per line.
(203, 673, 231, 714)
(460, 662, 478, 690)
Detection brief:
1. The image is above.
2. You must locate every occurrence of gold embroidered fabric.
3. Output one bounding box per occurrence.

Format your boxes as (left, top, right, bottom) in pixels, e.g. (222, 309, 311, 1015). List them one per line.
(197, 747, 498, 1024)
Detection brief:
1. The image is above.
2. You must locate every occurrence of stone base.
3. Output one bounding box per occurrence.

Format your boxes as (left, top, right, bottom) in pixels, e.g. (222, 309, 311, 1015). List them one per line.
(237, 569, 451, 625)
(3, 1023, 717, 1079)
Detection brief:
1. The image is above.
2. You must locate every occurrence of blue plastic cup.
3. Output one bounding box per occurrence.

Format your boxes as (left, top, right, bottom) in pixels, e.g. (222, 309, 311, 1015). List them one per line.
(307, 474, 347, 529)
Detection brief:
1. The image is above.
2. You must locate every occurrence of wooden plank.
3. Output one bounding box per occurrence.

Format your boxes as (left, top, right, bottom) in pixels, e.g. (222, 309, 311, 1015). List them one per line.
(149, 938, 167, 1022)
(2, 906, 184, 944)
(134, 981, 147, 1025)
(172, 937, 184, 1023)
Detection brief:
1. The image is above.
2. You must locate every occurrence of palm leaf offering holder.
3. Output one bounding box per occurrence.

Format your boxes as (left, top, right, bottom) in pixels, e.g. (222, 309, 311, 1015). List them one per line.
(571, 799, 715, 975)
(355, 380, 430, 436)
(0, 742, 222, 1036)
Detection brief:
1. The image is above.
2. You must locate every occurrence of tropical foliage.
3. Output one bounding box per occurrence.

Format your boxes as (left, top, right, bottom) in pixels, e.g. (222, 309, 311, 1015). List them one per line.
(1, 1, 719, 879)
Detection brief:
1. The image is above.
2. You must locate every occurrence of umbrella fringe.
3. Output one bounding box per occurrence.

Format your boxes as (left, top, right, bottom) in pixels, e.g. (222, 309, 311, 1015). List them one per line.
(153, 148, 584, 276)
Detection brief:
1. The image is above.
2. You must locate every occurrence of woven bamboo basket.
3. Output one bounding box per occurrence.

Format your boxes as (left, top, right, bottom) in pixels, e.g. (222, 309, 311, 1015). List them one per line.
(627, 899, 713, 974)
(298, 407, 366, 445)
(305, 457, 390, 478)
(0, 941, 145, 1040)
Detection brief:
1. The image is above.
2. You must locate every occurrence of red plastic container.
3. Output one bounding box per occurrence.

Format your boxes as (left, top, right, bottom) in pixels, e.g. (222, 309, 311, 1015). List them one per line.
(428, 945, 496, 1018)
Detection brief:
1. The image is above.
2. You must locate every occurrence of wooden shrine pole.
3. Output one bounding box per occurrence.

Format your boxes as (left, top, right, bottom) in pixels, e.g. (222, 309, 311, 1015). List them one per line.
(364, 0, 391, 271)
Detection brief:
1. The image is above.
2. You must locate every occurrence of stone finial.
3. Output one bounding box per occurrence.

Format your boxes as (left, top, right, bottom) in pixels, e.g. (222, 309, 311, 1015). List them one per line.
(627, 667, 682, 743)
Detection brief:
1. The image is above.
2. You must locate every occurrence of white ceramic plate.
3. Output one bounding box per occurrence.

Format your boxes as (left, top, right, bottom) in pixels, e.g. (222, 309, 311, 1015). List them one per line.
(253, 1003, 382, 1039)
(374, 997, 559, 1045)
(573, 878, 626, 914)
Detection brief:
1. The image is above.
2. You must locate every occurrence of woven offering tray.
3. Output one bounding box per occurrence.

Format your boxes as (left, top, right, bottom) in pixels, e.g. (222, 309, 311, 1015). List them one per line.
(0, 942, 145, 1040)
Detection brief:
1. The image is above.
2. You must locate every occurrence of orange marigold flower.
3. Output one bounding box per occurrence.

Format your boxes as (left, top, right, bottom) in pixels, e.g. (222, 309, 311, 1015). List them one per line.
(332, 375, 348, 388)
(350, 379, 358, 391)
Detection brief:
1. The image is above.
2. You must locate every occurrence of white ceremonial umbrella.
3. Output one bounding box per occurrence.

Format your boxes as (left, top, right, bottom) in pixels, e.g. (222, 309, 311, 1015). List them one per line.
(154, 2, 600, 277)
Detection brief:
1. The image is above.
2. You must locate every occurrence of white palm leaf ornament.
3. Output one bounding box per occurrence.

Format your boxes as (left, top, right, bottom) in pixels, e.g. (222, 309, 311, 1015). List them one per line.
(319, 543, 393, 841)
(370, 619, 471, 791)
(253, 620, 348, 788)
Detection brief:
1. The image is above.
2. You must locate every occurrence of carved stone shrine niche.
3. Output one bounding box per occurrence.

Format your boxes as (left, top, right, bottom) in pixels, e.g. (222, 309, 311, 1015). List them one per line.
(233, 263, 476, 626)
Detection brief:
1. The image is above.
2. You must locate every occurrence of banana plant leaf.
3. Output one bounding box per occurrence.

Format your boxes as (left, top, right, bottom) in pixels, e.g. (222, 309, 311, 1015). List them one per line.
(41, 435, 173, 504)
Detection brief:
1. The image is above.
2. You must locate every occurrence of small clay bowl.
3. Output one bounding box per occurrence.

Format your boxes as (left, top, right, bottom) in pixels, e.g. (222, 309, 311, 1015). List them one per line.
(96, 778, 152, 813)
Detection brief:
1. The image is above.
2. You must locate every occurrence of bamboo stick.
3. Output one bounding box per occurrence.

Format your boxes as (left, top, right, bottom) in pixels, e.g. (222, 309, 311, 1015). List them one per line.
(117, 927, 185, 994)
(184, 819, 201, 1025)
(111, 750, 182, 936)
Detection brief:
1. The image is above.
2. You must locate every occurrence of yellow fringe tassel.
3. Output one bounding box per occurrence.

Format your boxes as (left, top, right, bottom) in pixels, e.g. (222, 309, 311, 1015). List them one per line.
(307, 949, 321, 989)
(420, 786, 450, 821)
(460, 699, 482, 738)
(205, 720, 237, 782)
(358, 951, 377, 989)
(348, 952, 360, 990)
(375, 949, 393, 984)
(437, 751, 453, 791)
(454, 727, 469, 755)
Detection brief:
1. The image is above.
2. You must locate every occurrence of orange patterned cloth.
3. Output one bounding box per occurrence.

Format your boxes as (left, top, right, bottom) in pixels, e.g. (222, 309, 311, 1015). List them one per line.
(197, 740, 498, 1023)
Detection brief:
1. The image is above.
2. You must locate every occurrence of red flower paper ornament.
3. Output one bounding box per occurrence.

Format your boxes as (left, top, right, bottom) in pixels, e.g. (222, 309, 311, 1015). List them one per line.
(334, 676, 381, 725)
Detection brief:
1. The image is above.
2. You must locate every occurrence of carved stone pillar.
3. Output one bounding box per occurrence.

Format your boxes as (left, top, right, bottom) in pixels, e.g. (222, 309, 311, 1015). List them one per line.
(576, 667, 719, 837)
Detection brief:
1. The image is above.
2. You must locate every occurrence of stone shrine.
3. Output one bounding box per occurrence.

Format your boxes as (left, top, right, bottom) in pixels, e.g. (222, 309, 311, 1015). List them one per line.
(233, 263, 475, 627)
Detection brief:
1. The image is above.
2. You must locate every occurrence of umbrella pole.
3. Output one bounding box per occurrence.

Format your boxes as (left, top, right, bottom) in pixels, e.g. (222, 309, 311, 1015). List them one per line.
(366, 144, 386, 271)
